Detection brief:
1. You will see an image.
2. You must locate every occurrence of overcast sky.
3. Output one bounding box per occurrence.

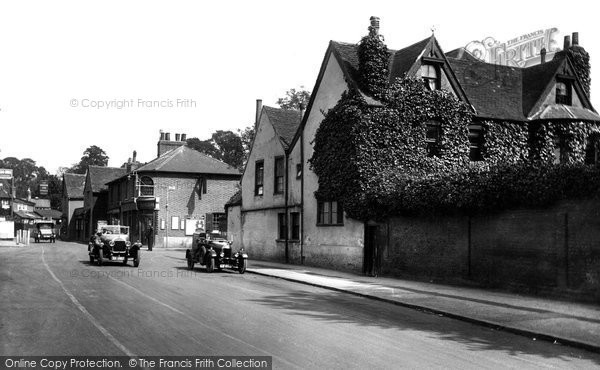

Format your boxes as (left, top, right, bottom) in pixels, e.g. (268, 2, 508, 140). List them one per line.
(0, 0, 598, 173)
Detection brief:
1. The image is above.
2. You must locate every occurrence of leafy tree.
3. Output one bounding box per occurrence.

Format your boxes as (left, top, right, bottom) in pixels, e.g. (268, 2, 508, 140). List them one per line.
(186, 130, 244, 170)
(0, 157, 62, 209)
(237, 125, 255, 167)
(67, 145, 109, 174)
(277, 87, 311, 111)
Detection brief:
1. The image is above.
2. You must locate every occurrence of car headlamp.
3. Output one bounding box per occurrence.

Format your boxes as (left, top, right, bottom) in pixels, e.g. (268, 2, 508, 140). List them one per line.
(125, 241, 131, 247)
(109, 240, 115, 246)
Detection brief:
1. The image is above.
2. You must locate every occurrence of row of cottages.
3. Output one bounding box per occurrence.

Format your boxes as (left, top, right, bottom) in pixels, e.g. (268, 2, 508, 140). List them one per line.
(66, 132, 241, 248)
(228, 18, 600, 276)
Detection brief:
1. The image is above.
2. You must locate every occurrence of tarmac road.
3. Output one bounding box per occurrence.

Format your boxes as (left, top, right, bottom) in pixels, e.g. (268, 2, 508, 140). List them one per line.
(1, 240, 600, 369)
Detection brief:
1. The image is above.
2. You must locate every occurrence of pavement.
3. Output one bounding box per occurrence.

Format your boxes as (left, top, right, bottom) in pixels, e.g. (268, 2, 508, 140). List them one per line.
(247, 260, 600, 354)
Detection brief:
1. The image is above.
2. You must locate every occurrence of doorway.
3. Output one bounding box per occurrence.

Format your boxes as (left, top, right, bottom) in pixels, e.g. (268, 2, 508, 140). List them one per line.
(364, 224, 379, 276)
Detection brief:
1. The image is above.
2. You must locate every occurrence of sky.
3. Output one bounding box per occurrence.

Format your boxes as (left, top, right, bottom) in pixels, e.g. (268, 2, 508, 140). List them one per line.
(0, 0, 598, 174)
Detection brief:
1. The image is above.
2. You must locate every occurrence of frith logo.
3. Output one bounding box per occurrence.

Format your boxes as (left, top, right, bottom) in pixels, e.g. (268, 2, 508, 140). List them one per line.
(464, 28, 560, 67)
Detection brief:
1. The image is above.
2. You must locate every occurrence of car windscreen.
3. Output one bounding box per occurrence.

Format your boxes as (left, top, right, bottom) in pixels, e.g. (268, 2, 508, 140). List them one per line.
(38, 224, 53, 229)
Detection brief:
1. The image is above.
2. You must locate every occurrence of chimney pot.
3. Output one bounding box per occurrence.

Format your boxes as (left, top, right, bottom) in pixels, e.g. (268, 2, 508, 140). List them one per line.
(181, 133, 187, 141)
(160, 131, 165, 140)
(564, 35, 571, 50)
(175, 133, 181, 141)
(369, 16, 380, 35)
(572, 32, 579, 46)
(540, 48, 546, 63)
(165, 132, 171, 141)
(255, 99, 263, 128)
(133, 150, 137, 162)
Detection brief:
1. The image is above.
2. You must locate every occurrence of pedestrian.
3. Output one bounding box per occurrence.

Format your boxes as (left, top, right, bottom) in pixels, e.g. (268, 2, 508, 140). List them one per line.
(146, 225, 154, 251)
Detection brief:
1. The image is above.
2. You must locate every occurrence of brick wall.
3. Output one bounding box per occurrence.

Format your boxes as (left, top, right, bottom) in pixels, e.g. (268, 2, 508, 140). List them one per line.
(379, 199, 600, 301)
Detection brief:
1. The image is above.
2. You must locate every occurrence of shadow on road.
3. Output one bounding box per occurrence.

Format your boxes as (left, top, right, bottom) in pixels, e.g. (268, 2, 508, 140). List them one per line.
(250, 290, 600, 364)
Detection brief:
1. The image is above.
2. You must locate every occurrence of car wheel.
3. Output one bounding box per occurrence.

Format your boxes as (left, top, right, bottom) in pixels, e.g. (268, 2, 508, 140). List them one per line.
(134, 249, 141, 267)
(97, 249, 103, 266)
(238, 258, 247, 274)
(89, 255, 94, 264)
(206, 257, 215, 273)
(187, 256, 195, 270)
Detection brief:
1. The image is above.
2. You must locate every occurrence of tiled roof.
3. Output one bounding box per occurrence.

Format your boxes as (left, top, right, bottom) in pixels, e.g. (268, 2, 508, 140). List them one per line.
(88, 166, 127, 193)
(390, 37, 430, 80)
(14, 198, 35, 206)
(263, 106, 303, 149)
(36, 209, 63, 220)
(330, 37, 596, 122)
(529, 104, 600, 121)
(225, 189, 242, 208)
(135, 145, 241, 176)
(14, 210, 40, 219)
(63, 173, 86, 199)
(33, 198, 51, 208)
(447, 58, 525, 121)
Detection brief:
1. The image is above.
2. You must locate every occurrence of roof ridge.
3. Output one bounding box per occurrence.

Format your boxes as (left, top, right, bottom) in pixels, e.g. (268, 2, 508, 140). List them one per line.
(154, 145, 183, 171)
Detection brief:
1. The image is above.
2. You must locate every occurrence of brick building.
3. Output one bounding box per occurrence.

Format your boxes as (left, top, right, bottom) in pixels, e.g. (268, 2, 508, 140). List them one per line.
(62, 173, 85, 240)
(106, 133, 241, 248)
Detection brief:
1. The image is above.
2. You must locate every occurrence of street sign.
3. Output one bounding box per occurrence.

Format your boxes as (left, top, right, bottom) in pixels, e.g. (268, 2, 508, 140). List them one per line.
(0, 169, 13, 180)
(39, 180, 48, 196)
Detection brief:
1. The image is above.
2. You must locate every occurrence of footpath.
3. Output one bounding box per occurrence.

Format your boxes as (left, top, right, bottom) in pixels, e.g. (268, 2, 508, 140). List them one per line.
(247, 260, 600, 354)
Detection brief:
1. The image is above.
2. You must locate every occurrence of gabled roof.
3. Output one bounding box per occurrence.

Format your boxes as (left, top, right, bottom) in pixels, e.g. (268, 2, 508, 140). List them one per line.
(390, 37, 430, 79)
(448, 58, 524, 121)
(262, 106, 303, 150)
(36, 209, 63, 220)
(88, 166, 127, 193)
(224, 189, 242, 208)
(134, 145, 240, 176)
(32, 198, 51, 208)
(63, 173, 86, 199)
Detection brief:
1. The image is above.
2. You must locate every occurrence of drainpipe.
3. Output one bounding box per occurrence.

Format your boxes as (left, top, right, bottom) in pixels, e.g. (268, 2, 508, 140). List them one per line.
(284, 152, 289, 264)
(300, 131, 304, 264)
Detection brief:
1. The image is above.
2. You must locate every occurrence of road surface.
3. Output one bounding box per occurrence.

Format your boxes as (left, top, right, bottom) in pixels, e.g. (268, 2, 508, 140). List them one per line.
(1, 240, 599, 369)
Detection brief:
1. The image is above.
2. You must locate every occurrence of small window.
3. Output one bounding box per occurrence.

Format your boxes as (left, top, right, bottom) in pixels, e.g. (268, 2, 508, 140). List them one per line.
(255, 160, 264, 196)
(291, 212, 300, 240)
(171, 216, 179, 230)
(553, 134, 565, 164)
(425, 120, 442, 157)
(296, 164, 302, 179)
(274, 156, 284, 194)
(277, 213, 287, 239)
(585, 134, 600, 165)
(317, 201, 343, 226)
(421, 64, 440, 90)
(139, 176, 154, 196)
(556, 81, 572, 105)
(468, 124, 483, 161)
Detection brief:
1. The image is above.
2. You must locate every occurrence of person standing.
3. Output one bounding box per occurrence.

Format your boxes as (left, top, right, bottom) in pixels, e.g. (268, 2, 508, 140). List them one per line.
(146, 225, 154, 251)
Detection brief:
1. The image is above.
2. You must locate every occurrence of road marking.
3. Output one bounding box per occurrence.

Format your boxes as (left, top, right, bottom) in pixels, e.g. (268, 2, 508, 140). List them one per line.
(107, 275, 300, 369)
(41, 245, 136, 357)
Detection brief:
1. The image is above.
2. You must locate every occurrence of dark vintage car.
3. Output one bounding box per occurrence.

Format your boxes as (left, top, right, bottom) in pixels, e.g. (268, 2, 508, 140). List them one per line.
(185, 231, 247, 273)
(33, 221, 56, 243)
(88, 225, 142, 267)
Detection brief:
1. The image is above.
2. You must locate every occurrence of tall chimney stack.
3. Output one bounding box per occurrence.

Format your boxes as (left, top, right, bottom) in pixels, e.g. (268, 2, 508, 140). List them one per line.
(165, 132, 171, 141)
(160, 130, 165, 140)
(540, 48, 546, 63)
(175, 133, 181, 141)
(572, 32, 579, 46)
(564, 35, 571, 50)
(133, 150, 137, 163)
(369, 16, 380, 36)
(255, 99, 263, 128)
(181, 133, 187, 141)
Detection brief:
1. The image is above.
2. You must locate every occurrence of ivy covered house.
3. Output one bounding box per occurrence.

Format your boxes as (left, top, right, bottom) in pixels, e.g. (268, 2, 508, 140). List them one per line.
(233, 17, 600, 297)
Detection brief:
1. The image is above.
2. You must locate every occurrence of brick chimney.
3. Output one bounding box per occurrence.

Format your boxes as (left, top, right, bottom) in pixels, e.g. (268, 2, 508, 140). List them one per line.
(540, 48, 546, 63)
(572, 32, 579, 46)
(564, 35, 571, 50)
(369, 16, 380, 36)
(255, 99, 263, 130)
(157, 130, 186, 157)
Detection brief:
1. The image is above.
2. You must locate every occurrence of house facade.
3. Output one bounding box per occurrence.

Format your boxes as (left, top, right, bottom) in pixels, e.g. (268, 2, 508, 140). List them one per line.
(62, 173, 85, 239)
(231, 18, 600, 279)
(106, 133, 241, 248)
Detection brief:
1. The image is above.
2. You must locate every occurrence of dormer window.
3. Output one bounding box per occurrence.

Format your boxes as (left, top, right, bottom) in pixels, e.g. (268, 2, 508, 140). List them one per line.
(421, 64, 440, 90)
(555, 81, 572, 105)
(425, 120, 442, 157)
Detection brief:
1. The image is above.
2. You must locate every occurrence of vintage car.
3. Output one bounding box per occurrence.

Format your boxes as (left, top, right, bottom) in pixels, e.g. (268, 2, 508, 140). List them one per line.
(33, 221, 56, 243)
(88, 225, 142, 267)
(185, 231, 247, 273)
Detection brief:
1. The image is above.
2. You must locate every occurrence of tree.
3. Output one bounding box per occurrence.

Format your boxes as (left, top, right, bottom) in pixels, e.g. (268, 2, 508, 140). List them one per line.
(237, 125, 255, 167)
(0, 157, 62, 208)
(277, 87, 311, 111)
(67, 145, 109, 174)
(186, 130, 244, 170)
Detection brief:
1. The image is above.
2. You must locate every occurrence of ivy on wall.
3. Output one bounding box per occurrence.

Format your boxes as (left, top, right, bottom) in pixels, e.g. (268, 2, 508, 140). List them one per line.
(310, 31, 600, 221)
